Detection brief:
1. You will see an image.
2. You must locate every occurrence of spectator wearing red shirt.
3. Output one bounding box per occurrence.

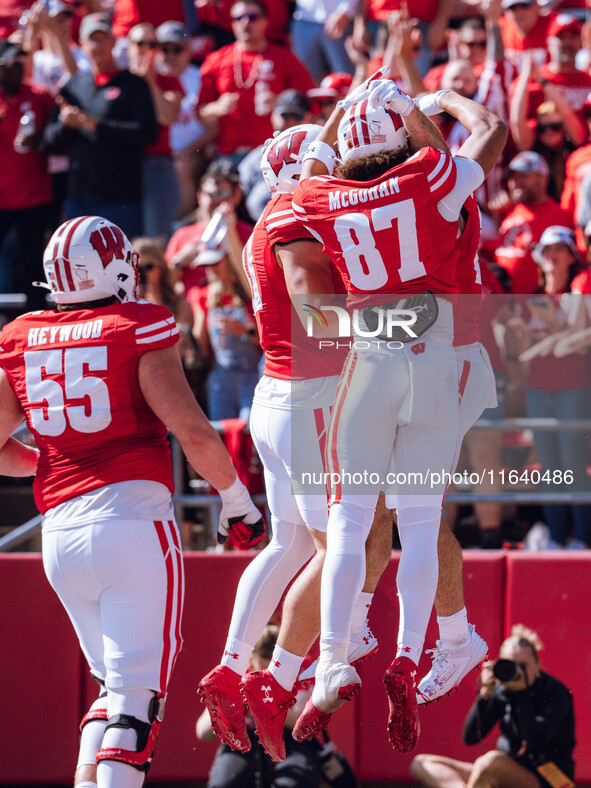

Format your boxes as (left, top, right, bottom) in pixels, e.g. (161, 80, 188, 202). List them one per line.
(516, 226, 591, 548)
(494, 151, 572, 293)
(423, 17, 489, 93)
(196, 0, 290, 48)
(352, 0, 454, 76)
(111, 0, 189, 39)
(0, 39, 54, 307)
(166, 158, 253, 312)
(128, 21, 183, 242)
(499, 0, 553, 70)
(516, 15, 591, 136)
(196, 0, 313, 160)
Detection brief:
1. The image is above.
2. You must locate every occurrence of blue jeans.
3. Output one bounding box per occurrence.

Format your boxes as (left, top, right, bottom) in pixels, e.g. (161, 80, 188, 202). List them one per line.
(66, 196, 142, 240)
(527, 386, 591, 545)
(207, 366, 260, 422)
(290, 18, 354, 83)
(142, 155, 180, 242)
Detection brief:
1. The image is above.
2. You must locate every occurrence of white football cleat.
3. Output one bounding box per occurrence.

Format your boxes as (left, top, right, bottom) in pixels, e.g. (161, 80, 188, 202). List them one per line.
(417, 624, 488, 705)
(298, 622, 378, 686)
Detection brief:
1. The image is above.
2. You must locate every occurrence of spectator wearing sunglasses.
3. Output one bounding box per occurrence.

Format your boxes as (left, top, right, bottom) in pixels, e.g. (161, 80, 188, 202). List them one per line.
(238, 89, 313, 221)
(511, 49, 583, 200)
(156, 21, 218, 222)
(127, 22, 183, 243)
(498, 0, 553, 71)
(196, 0, 313, 161)
(517, 16, 591, 138)
(165, 158, 253, 313)
(43, 12, 158, 239)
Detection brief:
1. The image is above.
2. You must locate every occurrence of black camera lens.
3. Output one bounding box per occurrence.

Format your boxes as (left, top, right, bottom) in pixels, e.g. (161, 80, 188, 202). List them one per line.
(493, 659, 521, 682)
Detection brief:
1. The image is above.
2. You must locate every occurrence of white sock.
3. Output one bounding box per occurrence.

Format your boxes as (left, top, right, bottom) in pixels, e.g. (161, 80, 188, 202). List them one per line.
(269, 646, 303, 691)
(437, 607, 469, 646)
(350, 592, 374, 638)
(220, 637, 253, 675)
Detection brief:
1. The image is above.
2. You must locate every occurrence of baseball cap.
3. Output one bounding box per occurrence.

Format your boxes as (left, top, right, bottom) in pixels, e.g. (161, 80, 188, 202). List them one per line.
(533, 225, 578, 261)
(307, 72, 352, 100)
(274, 89, 309, 118)
(156, 20, 190, 44)
(194, 248, 226, 266)
(79, 12, 112, 40)
(546, 13, 582, 38)
(501, 0, 534, 8)
(508, 150, 549, 176)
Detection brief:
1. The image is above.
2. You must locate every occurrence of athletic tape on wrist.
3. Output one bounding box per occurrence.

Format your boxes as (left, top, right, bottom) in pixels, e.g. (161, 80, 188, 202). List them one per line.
(302, 141, 338, 174)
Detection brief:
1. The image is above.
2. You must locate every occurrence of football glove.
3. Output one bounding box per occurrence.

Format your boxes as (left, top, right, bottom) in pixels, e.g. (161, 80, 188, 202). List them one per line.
(367, 79, 414, 116)
(218, 476, 266, 547)
(337, 65, 391, 111)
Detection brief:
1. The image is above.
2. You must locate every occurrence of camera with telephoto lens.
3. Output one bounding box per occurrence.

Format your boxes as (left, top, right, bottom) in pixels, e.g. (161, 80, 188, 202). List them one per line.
(492, 659, 526, 683)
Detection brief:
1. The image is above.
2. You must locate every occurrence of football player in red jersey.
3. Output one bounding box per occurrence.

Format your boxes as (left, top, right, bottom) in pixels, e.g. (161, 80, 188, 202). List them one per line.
(288, 76, 507, 751)
(0, 216, 263, 788)
(198, 126, 390, 762)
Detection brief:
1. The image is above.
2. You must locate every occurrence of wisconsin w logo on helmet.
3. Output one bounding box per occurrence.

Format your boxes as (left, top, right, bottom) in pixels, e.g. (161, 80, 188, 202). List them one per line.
(90, 225, 128, 268)
(41, 216, 139, 305)
(260, 124, 322, 195)
(267, 130, 308, 176)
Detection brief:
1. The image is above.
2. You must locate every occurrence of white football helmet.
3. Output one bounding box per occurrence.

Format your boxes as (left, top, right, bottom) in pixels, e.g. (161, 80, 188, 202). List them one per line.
(260, 124, 322, 194)
(338, 101, 408, 163)
(42, 216, 139, 305)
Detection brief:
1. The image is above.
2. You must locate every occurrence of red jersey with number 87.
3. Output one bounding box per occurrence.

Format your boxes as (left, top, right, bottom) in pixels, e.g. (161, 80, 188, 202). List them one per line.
(0, 302, 179, 513)
(293, 147, 460, 301)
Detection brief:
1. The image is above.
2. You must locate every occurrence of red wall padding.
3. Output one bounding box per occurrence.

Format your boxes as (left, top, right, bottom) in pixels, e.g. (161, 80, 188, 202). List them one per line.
(1, 552, 588, 784)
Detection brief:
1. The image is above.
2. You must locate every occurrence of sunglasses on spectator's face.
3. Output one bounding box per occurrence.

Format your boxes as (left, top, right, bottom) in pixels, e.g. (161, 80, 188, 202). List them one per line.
(140, 262, 157, 271)
(134, 40, 158, 49)
(463, 40, 486, 49)
(161, 44, 185, 54)
(538, 122, 563, 133)
(231, 12, 262, 22)
(280, 111, 304, 120)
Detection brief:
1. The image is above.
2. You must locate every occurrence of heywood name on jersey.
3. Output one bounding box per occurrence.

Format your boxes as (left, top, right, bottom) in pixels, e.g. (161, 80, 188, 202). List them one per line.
(328, 177, 400, 211)
(27, 319, 104, 347)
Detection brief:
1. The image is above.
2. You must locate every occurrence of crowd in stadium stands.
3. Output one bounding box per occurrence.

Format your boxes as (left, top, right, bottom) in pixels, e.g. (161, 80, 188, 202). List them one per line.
(1, 0, 590, 551)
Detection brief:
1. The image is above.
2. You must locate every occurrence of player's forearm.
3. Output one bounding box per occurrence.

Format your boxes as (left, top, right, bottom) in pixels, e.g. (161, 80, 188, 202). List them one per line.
(301, 108, 343, 179)
(0, 437, 39, 477)
(403, 107, 450, 154)
(439, 92, 507, 177)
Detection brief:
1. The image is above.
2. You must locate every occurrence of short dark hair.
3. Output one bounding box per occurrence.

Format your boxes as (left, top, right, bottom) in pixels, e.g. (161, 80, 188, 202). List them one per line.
(230, 0, 267, 17)
(203, 157, 241, 185)
(335, 146, 410, 182)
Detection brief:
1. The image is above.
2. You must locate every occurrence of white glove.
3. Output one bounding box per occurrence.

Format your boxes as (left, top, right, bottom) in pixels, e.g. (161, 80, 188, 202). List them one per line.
(367, 80, 414, 116)
(217, 476, 266, 547)
(337, 66, 391, 111)
(412, 90, 452, 117)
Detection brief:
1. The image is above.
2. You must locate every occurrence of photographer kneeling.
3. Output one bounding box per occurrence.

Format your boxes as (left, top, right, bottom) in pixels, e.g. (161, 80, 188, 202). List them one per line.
(410, 624, 575, 788)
